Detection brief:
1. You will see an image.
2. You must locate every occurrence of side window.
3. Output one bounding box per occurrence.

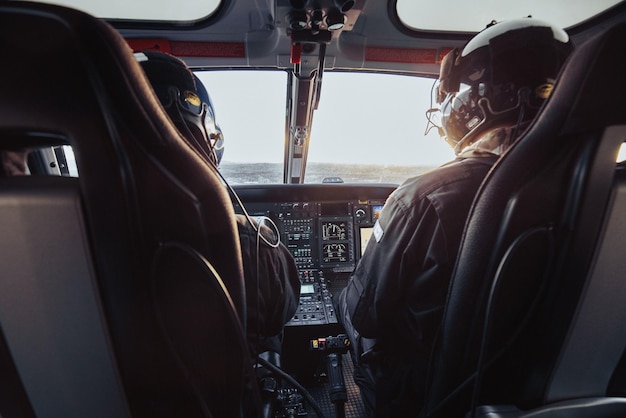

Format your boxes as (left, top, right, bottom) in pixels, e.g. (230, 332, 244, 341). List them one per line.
(27, 146, 79, 177)
(1, 146, 78, 177)
(59, 146, 79, 176)
(619, 143, 626, 164)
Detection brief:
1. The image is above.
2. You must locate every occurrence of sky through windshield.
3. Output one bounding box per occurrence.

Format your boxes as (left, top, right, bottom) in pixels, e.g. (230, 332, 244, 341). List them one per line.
(197, 71, 455, 166)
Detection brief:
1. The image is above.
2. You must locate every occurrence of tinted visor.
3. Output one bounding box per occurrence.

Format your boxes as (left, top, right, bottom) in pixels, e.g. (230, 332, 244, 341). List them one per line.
(439, 83, 477, 148)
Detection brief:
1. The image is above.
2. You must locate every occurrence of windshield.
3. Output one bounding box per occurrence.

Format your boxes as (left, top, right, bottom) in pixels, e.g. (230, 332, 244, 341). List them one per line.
(197, 70, 455, 185)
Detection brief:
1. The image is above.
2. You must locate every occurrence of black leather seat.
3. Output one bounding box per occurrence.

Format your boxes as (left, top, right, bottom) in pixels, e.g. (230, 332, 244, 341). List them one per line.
(0, 2, 248, 417)
(422, 20, 626, 418)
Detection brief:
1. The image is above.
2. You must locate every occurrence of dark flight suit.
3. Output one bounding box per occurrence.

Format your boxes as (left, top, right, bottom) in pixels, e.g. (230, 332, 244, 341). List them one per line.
(236, 215, 300, 357)
(337, 154, 498, 417)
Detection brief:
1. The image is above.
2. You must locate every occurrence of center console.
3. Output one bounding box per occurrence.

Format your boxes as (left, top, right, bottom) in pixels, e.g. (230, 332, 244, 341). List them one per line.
(232, 184, 395, 380)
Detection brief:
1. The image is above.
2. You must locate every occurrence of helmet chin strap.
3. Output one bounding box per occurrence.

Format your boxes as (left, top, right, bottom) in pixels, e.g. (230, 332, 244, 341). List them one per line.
(507, 89, 531, 148)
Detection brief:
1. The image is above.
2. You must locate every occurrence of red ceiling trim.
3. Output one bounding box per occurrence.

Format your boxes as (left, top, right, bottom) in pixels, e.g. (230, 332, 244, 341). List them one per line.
(365, 46, 454, 64)
(127, 39, 246, 58)
(127, 38, 172, 53)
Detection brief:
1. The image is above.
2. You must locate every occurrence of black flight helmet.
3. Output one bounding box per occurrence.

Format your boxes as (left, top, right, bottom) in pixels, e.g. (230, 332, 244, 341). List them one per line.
(432, 18, 573, 154)
(137, 50, 224, 165)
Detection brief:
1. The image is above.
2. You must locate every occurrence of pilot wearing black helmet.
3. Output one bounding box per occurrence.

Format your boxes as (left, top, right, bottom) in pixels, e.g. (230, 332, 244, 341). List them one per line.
(137, 50, 300, 367)
(336, 18, 573, 417)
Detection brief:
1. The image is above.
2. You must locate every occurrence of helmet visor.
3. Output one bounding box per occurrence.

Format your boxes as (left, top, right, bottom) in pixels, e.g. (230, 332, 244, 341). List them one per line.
(439, 83, 483, 148)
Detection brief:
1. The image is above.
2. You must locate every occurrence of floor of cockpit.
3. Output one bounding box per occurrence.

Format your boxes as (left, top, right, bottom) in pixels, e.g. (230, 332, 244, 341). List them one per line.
(305, 353, 366, 418)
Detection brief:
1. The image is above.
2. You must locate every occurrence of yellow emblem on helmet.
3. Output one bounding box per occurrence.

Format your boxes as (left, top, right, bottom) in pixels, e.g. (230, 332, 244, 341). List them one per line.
(535, 83, 554, 99)
(184, 90, 201, 107)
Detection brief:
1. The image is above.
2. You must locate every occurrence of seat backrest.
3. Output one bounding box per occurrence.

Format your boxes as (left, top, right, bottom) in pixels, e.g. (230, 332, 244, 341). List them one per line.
(0, 2, 247, 417)
(423, 20, 626, 417)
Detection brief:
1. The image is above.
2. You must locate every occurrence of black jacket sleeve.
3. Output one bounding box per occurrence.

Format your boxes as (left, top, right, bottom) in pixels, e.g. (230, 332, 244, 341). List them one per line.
(236, 215, 300, 351)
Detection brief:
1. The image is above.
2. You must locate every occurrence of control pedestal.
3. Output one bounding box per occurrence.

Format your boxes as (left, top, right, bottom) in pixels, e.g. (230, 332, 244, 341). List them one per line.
(286, 270, 337, 326)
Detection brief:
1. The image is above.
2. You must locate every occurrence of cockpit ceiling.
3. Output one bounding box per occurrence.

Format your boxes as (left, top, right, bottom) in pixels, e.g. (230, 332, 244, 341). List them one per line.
(19, 0, 624, 32)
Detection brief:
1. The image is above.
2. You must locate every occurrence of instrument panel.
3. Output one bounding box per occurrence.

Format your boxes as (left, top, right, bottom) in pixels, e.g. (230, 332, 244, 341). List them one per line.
(232, 184, 395, 327)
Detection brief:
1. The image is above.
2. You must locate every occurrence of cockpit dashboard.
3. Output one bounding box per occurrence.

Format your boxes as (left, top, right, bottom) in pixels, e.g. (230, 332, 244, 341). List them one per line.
(233, 183, 395, 379)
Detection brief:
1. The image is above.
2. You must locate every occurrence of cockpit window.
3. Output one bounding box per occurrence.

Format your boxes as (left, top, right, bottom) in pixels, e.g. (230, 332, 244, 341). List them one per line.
(618, 143, 626, 164)
(198, 70, 454, 185)
(396, 0, 623, 32)
(17, 0, 221, 22)
(305, 72, 453, 184)
(196, 70, 287, 184)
